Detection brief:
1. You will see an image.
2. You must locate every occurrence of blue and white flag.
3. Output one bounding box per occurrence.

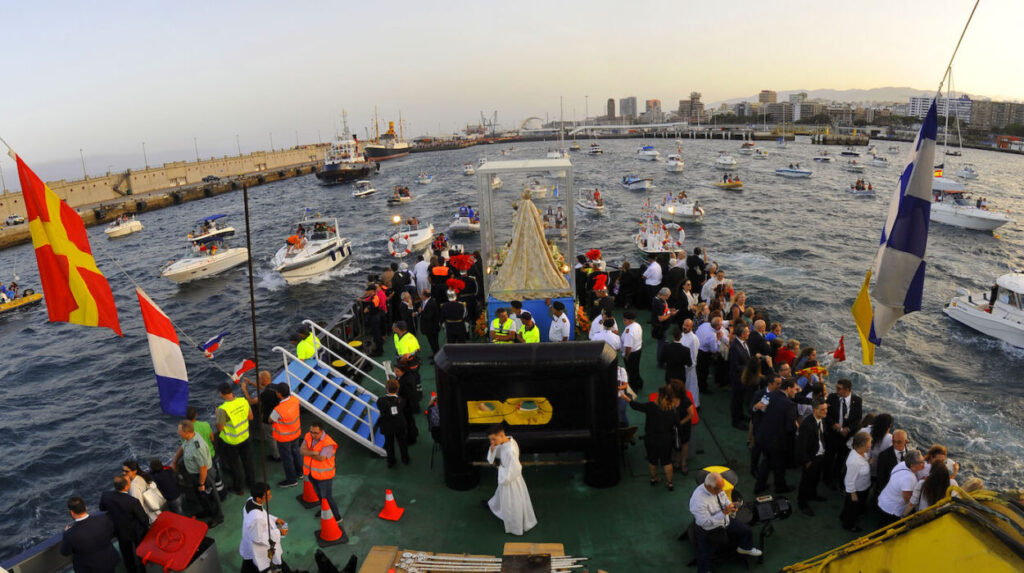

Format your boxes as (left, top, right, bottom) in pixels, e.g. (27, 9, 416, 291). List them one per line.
(852, 99, 938, 363)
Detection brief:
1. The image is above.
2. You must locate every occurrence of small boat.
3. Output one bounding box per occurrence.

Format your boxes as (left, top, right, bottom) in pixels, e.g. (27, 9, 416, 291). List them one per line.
(271, 217, 353, 285)
(477, 157, 488, 167)
(462, 163, 475, 176)
(847, 181, 875, 196)
(104, 215, 144, 238)
(657, 193, 704, 223)
(490, 174, 503, 190)
(840, 147, 861, 157)
(524, 180, 551, 199)
(587, 142, 604, 155)
(0, 289, 43, 317)
(541, 206, 568, 237)
(634, 211, 684, 256)
(352, 180, 376, 198)
(449, 215, 480, 235)
(665, 154, 685, 173)
(570, 141, 581, 151)
(753, 149, 769, 160)
(713, 180, 744, 190)
(812, 151, 835, 163)
(387, 222, 435, 258)
(955, 164, 980, 180)
(867, 155, 890, 168)
(931, 178, 1014, 231)
(888, 145, 901, 153)
(416, 172, 433, 185)
(636, 145, 660, 161)
(945, 149, 962, 157)
(775, 166, 812, 178)
(944, 272, 1024, 348)
(577, 188, 605, 213)
(776, 137, 787, 149)
(621, 174, 653, 191)
(162, 216, 248, 283)
(387, 186, 415, 206)
(738, 142, 756, 155)
(866, 145, 878, 155)
(186, 214, 235, 243)
(841, 160, 865, 173)
(714, 152, 738, 170)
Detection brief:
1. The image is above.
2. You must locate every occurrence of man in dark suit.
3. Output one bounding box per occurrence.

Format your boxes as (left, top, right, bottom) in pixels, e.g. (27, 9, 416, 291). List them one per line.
(824, 378, 864, 487)
(98, 475, 149, 573)
(748, 374, 782, 478)
(415, 289, 441, 362)
(747, 320, 774, 374)
(660, 327, 692, 383)
(728, 324, 752, 429)
(875, 429, 909, 493)
(60, 497, 120, 573)
(796, 399, 829, 516)
(753, 379, 799, 494)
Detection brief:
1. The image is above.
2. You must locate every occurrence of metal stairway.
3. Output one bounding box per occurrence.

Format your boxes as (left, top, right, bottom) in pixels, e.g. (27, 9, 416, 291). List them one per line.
(271, 320, 391, 456)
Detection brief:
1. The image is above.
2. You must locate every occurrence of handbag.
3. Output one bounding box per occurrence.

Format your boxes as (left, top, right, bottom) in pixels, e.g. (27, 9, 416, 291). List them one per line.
(141, 482, 166, 513)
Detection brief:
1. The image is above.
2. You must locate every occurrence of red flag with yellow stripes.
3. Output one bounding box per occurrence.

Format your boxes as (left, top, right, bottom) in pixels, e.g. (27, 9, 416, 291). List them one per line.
(15, 154, 122, 335)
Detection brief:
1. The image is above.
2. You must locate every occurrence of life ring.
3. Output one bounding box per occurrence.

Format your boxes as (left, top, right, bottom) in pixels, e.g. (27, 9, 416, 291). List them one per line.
(389, 236, 395, 242)
(23, 288, 35, 296)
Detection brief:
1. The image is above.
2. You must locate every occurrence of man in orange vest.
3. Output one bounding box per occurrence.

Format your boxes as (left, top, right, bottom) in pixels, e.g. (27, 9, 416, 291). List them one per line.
(270, 383, 303, 489)
(299, 422, 342, 523)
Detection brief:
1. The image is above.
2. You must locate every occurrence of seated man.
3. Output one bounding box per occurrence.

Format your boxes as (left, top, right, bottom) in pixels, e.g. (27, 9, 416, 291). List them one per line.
(689, 472, 762, 572)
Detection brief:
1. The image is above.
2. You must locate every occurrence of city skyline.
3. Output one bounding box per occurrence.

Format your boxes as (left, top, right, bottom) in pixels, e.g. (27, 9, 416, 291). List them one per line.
(2, 0, 1023, 184)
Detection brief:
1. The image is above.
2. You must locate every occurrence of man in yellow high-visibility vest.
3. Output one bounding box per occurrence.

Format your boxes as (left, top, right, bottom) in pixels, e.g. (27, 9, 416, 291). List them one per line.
(214, 382, 255, 496)
(490, 308, 517, 343)
(518, 312, 540, 343)
(392, 321, 420, 365)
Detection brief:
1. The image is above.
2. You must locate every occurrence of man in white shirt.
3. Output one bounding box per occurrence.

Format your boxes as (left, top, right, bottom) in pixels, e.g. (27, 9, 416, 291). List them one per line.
(591, 318, 621, 355)
(509, 300, 524, 333)
(642, 257, 663, 302)
(701, 268, 725, 303)
(695, 317, 728, 393)
(546, 300, 571, 342)
(840, 432, 873, 532)
(413, 256, 431, 296)
(589, 310, 616, 339)
(621, 311, 644, 393)
(690, 472, 762, 572)
(679, 319, 700, 408)
(877, 450, 925, 525)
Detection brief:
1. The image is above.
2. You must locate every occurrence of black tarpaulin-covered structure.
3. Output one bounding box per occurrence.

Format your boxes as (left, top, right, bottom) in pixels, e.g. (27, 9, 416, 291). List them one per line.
(435, 341, 620, 490)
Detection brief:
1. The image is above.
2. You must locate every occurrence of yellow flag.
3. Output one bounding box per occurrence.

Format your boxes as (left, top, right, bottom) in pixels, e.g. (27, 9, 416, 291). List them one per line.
(851, 269, 875, 365)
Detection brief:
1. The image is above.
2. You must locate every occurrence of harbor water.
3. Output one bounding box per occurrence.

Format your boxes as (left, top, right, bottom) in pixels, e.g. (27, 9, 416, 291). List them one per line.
(1, 138, 1023, 558)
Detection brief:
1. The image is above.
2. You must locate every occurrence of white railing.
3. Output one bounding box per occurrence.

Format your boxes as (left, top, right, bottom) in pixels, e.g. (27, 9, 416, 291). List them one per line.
(303, 319, 391, 389)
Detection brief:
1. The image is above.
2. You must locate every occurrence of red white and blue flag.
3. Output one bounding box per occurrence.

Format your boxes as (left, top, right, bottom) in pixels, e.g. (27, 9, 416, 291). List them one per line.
(233, 358, 256, 383)
(137, 288, 189, 415)
(199, 331, 229, 358)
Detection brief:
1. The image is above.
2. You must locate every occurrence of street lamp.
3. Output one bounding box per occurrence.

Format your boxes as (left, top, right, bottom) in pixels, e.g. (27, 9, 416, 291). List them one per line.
(142, 141, 149, 169)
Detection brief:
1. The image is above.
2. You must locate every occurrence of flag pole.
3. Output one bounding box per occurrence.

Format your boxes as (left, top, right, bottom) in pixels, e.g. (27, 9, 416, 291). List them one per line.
(937, 0, 980, 94)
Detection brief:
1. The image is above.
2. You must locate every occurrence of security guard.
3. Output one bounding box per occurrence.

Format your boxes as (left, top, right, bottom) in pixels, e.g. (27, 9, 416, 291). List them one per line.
(215, 382, 255, 496)
(490, 308, 517, 343)
(518, 312, 540, 343)
(291, 328, 320, 362)
(392, 320, 420, 365)
(271, 383, 303, 488)
(299, 423, 343, 523)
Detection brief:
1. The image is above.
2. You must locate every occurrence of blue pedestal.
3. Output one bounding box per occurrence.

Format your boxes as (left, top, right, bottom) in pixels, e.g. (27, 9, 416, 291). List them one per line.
(486, 296, 575, 341)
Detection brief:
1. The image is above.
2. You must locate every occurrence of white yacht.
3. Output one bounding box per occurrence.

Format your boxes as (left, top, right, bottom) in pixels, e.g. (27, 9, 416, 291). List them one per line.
(944, 272, 1024, 348)
(812, 151, 835, 162)
(416, 171, 433, 185)
(738, 142, 756, 155)
(161, 215, 247, 284)
(775, 165, 813, 178)
(636, 145, 661, 161)
(842, 160, 865, 173)
(462, 163, 475, 176)
(931, 177, 1014, 231)
(621, 174, 653, 191)
(352, 180, 376, 198)
(840, 147, 861, 157)
(634, 210, 684, 256)
(656, 192, 704, 223)
(524, 180, 551, 199)
(576, 188, 604, 213)
(753, 149, 769, 160)
(587, 142, 604, 155)
(868, 155, 890, 168)
(955, 164, 979, 180)
(665, 154, 685, 173)
(387, 223, 435, 258)
(271, 217, 352, 285)
(104, 215, 143, 238)
(714, 152, 738, 170)
(448, 213, 480, 235)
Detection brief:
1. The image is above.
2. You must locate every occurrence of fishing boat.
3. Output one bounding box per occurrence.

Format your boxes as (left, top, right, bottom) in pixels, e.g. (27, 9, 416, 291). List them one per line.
(867, 155, 890, 168)
(577, 188, 605, 213)
(315, 112, 377, 185)
(665, 153, 684, 173)
(714, 152, 738, 170)
(621, 174, 653, 191)
(161, 216, 248, 283)
(944, 271, 1024, 348)
(103, 215, 144, 238)
(352, 180, 376, 198)
(840, 147, 861, 157)
(812, 151, 835, 163)
(636, 145, 660, 161)
(656, 192, 704, 223)
(587, 142, 604, 155)
(363, 116, 411, 162)
(776, 165, 812, 178)
(448, 215, 480, 235)
(753, 149, 769, 160)
(842, 160, 865, 173)
(634, 209, 684, 255)
(0, 289, 43, 317)
(387, 222, 435, 257)
(271, 217, 353, 285)
(713, 180, 744, 190)
(738, 141, 756, 155)
(462, 163, 475, 176)
(956, 164, 979, 180)
(387, 185, 415, 206)
(416, 171, 433, 185)
(931, 177, 1014, 231)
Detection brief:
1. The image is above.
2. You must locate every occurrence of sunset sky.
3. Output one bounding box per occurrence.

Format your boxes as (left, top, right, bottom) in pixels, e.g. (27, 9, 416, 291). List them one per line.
(0, 0, 1021, 184)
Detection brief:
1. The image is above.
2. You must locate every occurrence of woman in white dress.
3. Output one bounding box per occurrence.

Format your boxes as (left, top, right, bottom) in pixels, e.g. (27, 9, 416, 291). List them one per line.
(485, 425, 537, 535)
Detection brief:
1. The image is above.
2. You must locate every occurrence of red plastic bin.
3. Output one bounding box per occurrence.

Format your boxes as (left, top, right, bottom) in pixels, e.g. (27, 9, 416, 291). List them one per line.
(136, 512, 210, 573)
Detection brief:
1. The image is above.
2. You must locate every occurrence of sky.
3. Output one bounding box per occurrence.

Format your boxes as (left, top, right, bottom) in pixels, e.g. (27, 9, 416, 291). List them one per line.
(1, 0, 1022, 186)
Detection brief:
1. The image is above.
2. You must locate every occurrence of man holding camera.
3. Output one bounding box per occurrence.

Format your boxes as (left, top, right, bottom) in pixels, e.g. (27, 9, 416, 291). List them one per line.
(690, 472, 762, 573)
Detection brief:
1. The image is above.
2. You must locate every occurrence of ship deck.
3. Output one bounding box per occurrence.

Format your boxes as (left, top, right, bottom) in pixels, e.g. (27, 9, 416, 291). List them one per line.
(198, 306, 881, 572)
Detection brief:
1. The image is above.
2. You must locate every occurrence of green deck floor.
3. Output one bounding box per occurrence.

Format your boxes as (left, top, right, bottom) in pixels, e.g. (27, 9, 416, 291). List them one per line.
(205, 308, 885, 572)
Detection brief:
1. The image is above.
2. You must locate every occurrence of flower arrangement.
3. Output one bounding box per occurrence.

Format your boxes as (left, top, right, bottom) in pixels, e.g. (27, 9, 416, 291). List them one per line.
(575, 304, 589, 339)
(474, 311, 489, 340)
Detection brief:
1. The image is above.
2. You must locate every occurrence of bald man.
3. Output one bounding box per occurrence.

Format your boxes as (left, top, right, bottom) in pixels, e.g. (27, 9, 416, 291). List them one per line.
(875, 429, 910, 493)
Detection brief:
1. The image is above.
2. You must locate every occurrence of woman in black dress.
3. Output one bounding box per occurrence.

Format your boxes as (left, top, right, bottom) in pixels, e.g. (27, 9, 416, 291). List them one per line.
(624, 385, 681, 491)
(668, 378, 695, 474)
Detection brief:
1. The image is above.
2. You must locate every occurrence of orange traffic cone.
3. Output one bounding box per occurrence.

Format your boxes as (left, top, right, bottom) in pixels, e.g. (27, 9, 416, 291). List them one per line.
(315, 498, 348, 546)
(378, 489, 405, 521)
(296, 479, 319, 508)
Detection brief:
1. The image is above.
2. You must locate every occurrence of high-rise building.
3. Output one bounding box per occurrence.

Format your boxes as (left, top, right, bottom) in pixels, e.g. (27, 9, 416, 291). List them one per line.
(606, 98, 615, 119)
(619, 97, 637, 119)
(970, 100, 1024, 130)
(645, 99, 662, 112)
(794, 102, 825, 122)
(732, 101, 755, 118)
(765, 102, 793, 123)
(789, 92, 808, 104)
(908, 95, 972, 124)
(678, 92, 705, 124)
(759, 90, 777, 104)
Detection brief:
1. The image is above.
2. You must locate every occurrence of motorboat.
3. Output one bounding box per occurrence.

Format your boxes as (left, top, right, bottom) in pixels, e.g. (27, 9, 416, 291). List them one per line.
(449, 215, 481, 235)
(416, 172, 433, 185)
(842, 160, 865, 173)
(161, 216, 248, 283)
(587, 142, 604, 155)
(387, 185, 415, 206)
(840, 147, 861, 157)
(753, 149, 769, 160)
(463, 163, 475, 176)
(577, 188, 605, 213)
(0, 289, 43, 317)
(847, 180, 875, 196)
(738, 142, 756, 155)
(714, 152, 738, 170)
(945, 149, 962, 157)
(477, 157, 488, 167)
(352, 180, 376, 198)
(944, 272, 1024, 348)
(931, 177, 1014, 231)
(104, 215, 143, 238)
(490, 174, 503, 190)
(271, 217, 353, 285)
(665, 154, 685, 173)
(186, 214, 235, 243)
(634, 210, 684, 256)
(888, 145, 901, 153)
(956, 164, 980, 180)
(621, 174, 653, 191)
(656, 193, 704, 223)
(636, 145, 661, 161)
(713, 180, 744, 190)
(570, 141, 581, 151)
(387, 222, 435, 258)
(812, 151, 835, 162)
(776, 166, 812, 178)
(868, 155, 890, 168)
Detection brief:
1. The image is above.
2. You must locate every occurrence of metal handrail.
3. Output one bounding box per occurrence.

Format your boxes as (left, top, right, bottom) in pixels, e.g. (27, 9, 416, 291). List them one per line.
(303, 319, 391, 388)
(272, 346, 377, 430)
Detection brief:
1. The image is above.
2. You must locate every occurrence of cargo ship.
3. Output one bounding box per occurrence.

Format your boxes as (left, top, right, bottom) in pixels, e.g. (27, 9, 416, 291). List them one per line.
(363, 114, 411, 161)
